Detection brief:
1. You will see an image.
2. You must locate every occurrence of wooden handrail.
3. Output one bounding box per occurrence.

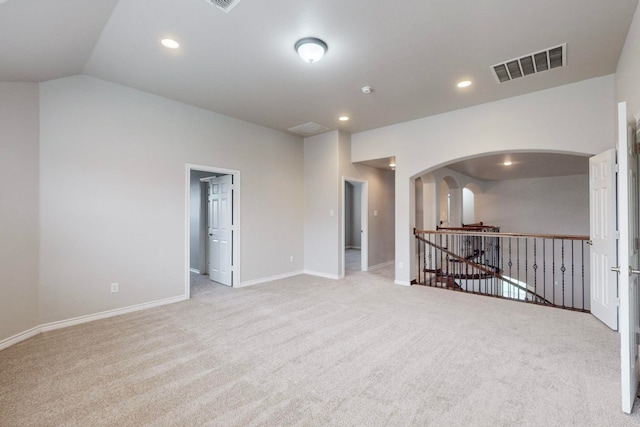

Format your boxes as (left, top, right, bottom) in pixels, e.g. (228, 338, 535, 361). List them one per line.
(415, 233, 553, 306)
(415, 228, 590, 242)
(437, 226, 499, 232)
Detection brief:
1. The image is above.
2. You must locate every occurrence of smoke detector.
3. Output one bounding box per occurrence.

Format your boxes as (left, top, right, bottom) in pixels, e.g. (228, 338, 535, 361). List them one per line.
(361, 85, 374, 94)
(206, 0, 242, 13)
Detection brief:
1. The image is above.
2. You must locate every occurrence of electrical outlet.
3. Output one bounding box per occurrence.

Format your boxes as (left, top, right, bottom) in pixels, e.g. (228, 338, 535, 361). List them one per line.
(398, 261, 404, 269)
(110, 282, 119, 293)
(290, 256, 294, 263)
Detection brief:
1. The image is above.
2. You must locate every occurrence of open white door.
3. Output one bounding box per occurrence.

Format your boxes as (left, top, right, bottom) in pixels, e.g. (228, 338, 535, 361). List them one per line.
(208, 175, 233, 286)
(589, 149, 618, 330)
(615, 102, 639, 414)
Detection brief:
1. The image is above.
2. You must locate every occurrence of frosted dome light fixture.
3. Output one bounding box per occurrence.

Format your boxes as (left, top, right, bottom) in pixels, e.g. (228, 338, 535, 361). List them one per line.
(295, 37, 328, 63)
(161, 38, 180, 49)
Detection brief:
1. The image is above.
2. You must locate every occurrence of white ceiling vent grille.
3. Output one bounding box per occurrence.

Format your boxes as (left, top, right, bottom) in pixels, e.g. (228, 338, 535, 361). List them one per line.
(206, 0, 242, 13)
(288, 122, 331, 137)
(492, 44, 566, 83)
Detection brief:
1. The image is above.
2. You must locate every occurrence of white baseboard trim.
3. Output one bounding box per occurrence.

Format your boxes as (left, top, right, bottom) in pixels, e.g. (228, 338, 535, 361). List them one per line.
(368, 260, 394, 271)
(239, 270, 304, 287)
(303, 270, 341, 280)
(189, 268, 200, 274)
(0, 294, 188, 351)
(394, 280, 412, 286)
(0, 325, 41, 352)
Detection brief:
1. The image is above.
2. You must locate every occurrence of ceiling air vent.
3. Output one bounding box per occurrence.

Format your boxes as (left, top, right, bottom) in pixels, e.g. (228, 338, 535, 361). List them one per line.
(288, 122, 331, 137)
(206, 0, 242, 13)
(492, 44, 566, 83)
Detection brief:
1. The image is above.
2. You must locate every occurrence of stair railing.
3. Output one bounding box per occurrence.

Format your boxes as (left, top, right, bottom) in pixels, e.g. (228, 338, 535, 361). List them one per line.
(414, 228, 591, 312)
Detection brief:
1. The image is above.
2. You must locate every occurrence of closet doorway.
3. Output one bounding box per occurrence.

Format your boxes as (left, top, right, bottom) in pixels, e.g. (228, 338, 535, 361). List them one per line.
(342, 177, 368, 276)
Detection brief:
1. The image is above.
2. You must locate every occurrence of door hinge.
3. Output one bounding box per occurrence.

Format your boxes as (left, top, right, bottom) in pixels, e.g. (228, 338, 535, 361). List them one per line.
(615, 163, 620, 173)
(617, 297, 621, 306)
(617, 230, 620, 239)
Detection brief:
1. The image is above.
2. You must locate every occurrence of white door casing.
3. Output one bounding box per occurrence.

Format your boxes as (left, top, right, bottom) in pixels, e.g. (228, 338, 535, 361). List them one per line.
(208, 175, 233, 286)
(589, 148, 618, 330)
(616, 102, 639, 414)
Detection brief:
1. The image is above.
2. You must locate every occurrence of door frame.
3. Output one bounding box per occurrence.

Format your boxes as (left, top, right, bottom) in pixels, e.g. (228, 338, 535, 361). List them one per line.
(185, 164, 241, 298)
(341, 177, 368, 276)
(616, 101, 639, 414)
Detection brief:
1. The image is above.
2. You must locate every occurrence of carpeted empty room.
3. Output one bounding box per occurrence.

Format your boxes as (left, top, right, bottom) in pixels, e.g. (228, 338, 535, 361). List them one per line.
(2, 267, 640, 426)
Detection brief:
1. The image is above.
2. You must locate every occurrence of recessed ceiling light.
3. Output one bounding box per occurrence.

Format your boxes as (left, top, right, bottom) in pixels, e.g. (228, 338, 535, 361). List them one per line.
(457, 80, 472, 88)
(339, 116, 349, 121)
(503, 161, 513, 166)
(161, 38, 180, 49)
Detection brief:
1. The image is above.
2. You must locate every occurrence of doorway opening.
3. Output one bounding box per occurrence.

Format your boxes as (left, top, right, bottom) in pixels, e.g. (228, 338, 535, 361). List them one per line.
(342, 177, 368, 276)
(185, 164, 240, 298)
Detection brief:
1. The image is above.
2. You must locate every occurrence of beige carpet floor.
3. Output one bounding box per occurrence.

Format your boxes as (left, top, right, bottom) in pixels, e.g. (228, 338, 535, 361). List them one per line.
(2, 266, 640, 426)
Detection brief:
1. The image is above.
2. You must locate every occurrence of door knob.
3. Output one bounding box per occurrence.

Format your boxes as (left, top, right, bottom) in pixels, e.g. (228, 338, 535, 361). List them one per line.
(612, 266, 621, 273)
(630, 267, 640, 275)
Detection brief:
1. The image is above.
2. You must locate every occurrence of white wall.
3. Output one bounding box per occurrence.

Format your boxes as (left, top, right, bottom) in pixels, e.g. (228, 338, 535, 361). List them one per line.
(462, 188, 475, 225)
(304, 132, 340, 277)
(476, 175, 590, 235)
(414, 177, 423, 230)
(0, 83, 40, 341)
(617, 1, 640, 117)
(339, 132, 395, 270)
(352, 75, 616, 285)
(421, 176, 437, 230)
(303, 131, 395, 277)
(38, 75, 304, 324)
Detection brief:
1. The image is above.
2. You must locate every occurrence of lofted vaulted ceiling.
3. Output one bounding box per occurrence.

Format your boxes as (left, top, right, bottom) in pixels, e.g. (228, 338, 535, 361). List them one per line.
(0, 0, 637, 136)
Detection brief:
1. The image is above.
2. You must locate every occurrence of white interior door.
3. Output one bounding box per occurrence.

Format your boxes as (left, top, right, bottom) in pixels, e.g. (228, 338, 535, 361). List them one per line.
(616, 101, 639, 414)
(589, 148, 618, 330)
(208, 175, 233, 286)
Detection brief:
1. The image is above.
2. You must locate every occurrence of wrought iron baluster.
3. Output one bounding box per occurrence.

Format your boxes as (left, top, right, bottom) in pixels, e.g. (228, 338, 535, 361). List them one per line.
(533, 239, 538, 303)
(428, 233, 433, 285)
(508, 238, 513, 298)
(542, 239, 547, 302)
(561, 240, 566, 308)
(571, 240, 575, 310)
(582, 241, 585, 311)
(552, 239, 556, 306)
(525, 237, 528, 301)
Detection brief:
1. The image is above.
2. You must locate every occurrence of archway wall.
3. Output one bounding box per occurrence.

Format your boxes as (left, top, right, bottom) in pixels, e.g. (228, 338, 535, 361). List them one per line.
(421, 168, 485, 229)
(351, 75, 616, 285)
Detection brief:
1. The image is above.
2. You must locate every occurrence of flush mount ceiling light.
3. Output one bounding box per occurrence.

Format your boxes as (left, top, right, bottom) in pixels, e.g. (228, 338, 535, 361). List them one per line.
(503, 161, 513, 166)
(161, 38, 180, 49)
(339, 116, 349, 122)
(457, 80, 472, 88)
(295, 37, 327, 63)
